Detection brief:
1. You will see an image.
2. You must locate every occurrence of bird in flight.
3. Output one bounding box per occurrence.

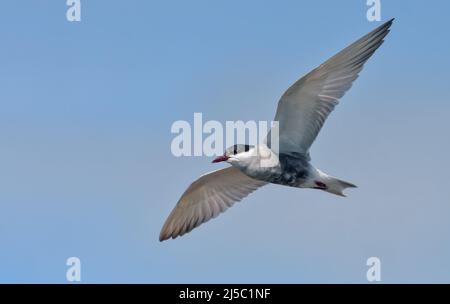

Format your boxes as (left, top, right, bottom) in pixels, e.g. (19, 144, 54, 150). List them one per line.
(160, 19, 394, 241)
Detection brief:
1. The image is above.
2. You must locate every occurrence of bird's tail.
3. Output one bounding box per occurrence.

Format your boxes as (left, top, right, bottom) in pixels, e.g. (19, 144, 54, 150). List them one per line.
(324, 176, 357, 197)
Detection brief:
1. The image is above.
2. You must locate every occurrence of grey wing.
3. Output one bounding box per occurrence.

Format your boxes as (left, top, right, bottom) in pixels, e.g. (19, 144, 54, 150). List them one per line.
(159, 166, 267, 241)
(270, 19, 393, 154)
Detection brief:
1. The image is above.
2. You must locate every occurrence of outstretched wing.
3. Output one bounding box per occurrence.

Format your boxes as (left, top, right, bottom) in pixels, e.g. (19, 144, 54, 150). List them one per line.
(159, 167, 267, 241)
(270, 19, 393, 154)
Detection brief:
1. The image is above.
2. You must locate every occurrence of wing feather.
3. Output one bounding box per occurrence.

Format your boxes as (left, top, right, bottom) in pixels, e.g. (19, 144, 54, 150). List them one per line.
(270, 19, 393, 154)
(159, 167, 267, 241)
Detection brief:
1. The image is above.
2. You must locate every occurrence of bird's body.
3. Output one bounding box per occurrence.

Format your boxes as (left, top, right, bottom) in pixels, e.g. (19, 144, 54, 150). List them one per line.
(159, 19, 394, 241)
(227, 144, 355, 196)
(224, 145, 308, 186)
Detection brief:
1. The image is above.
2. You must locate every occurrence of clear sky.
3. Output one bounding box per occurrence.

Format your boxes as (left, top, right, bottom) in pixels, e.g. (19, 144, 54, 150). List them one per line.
(1, 1, 449, 283)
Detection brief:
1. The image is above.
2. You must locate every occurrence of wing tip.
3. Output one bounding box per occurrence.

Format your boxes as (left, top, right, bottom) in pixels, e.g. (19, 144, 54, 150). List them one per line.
(381, 18, 395, 31)
(381, 18, 395, 26)
(159, 230, 169, 241)
(159, 228, 178, 242)
(159, 229, 170, 242)
(159, 236, 171, 242)
(159, 219, 178, 242)
(370, 18, 394, 38)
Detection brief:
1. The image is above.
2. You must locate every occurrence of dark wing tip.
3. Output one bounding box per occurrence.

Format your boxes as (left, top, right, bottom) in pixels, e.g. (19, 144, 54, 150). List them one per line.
(375, 18, 394, 34)
(382, 18, 395, 30)
(159, 225, 174, 242)
(159, 232, 177, 242)
(159, 233, 167, 242)
(371, 18, 394, 36)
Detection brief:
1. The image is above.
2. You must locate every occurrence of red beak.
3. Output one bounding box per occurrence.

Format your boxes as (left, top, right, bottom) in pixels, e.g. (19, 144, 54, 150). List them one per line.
(212, 155, 229, 163)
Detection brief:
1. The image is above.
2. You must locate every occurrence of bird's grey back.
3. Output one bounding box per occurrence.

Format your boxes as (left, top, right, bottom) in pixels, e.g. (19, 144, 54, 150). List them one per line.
(265, 152, 311, 187)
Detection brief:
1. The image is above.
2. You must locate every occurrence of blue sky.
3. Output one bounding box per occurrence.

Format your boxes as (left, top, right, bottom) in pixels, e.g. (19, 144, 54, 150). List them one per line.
(0, 1, 449, 283)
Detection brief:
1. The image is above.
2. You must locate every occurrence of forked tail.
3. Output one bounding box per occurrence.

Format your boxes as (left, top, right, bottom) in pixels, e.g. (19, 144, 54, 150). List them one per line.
(324, 176, 357, 197)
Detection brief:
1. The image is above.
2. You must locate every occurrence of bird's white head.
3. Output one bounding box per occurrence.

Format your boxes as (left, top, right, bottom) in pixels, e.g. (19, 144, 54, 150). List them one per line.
(212, 144, 252, 166)
(212, 144, 279, 173)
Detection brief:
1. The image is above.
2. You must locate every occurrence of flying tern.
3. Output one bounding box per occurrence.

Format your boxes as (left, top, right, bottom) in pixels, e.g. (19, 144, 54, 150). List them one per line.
(160, 19, 394, 241)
